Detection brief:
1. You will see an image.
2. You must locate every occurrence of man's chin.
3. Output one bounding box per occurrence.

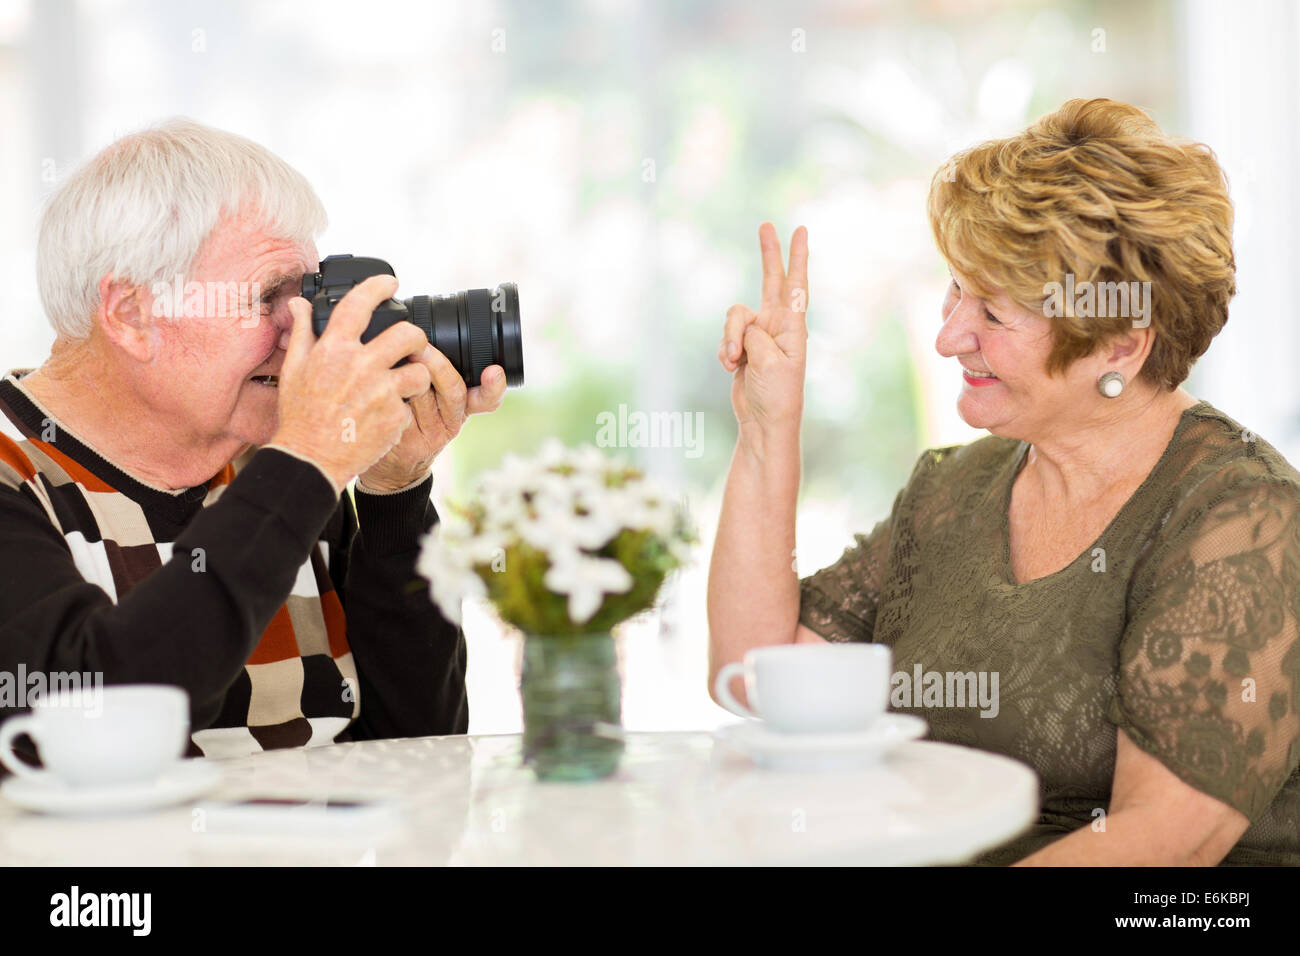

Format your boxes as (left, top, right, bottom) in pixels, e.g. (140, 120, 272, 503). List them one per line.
(232, 411, 279, 450)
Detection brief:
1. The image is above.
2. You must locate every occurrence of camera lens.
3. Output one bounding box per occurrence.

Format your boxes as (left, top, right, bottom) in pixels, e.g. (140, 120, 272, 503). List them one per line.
(303, 255, 525, 389)
(406, 283, 524, 388)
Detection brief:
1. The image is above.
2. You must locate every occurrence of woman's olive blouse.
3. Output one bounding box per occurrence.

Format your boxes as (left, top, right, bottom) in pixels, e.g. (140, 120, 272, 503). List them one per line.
(797, 401, 1300, 865)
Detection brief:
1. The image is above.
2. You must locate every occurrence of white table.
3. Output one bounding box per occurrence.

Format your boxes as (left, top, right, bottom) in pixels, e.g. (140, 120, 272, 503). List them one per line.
(0, 732, 1038, 866)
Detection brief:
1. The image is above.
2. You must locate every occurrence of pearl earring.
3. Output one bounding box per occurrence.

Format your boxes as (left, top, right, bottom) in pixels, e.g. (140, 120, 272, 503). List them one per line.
(1097, 371, 1125, 398)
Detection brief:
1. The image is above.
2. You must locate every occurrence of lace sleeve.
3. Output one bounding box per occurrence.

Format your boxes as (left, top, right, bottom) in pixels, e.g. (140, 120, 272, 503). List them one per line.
(796, 450, 927, 644)
(797, 517, 894, 644)
(1108, 465, 1300, 821)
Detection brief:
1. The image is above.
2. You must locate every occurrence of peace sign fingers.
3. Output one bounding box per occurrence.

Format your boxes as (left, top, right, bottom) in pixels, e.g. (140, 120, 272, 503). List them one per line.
(786, 225, 809, 304)
(759, 221, 787, 310)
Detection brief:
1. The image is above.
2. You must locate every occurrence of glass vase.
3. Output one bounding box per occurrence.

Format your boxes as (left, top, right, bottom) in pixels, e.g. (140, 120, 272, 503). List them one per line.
(520, 631, 624, 781)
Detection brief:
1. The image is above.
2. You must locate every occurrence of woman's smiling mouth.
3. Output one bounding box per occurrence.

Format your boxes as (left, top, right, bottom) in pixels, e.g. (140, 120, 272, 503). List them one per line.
(962, 367, 999, 386)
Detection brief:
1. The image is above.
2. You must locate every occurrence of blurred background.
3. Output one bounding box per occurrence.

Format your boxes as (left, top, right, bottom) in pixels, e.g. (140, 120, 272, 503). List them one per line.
(1, 0, 1296, 733)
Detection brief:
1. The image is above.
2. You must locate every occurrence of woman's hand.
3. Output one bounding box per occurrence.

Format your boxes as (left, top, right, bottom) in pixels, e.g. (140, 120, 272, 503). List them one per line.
(718, 223, 809, 441)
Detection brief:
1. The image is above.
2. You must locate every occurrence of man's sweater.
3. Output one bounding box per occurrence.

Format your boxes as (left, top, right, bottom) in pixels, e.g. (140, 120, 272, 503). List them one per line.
(0, 370, 467, 761)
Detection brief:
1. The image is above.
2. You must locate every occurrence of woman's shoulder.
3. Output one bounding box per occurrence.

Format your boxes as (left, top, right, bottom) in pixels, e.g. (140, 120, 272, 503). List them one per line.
(1125, 401, 1300, 577)
(888, 434, 1024, 525)
(908, 433, 1024, 485)
(1160, 401, 1300, 512)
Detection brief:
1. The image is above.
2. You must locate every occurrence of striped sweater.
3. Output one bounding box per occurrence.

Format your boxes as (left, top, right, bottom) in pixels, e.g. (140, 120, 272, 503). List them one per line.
(0, 370, 467, 761)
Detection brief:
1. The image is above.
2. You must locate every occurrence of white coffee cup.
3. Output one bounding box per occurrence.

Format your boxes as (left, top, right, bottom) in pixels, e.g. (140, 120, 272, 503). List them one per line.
(714, 643, 891, 733)
(0, 684, 190, 787)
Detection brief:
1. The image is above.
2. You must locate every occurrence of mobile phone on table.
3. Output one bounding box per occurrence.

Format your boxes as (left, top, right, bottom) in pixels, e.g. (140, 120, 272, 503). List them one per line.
(193, 796, 405, 836)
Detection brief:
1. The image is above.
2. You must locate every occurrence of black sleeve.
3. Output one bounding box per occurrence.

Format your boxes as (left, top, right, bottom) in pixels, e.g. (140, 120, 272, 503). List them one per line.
(0, 448, 340, 732)
(329, 476, 469, 740)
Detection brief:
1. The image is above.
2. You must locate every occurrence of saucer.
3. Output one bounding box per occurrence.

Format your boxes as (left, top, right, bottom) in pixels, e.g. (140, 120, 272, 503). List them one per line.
(0, 759, 223, 815)
(715, 714, 928, 771)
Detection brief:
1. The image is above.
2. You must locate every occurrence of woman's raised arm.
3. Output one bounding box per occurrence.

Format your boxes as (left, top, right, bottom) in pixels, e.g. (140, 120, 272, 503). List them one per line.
(706, 224, 823, 706)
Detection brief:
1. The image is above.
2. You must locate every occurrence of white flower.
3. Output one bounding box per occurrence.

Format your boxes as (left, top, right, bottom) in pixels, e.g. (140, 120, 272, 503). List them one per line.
(435, 510, 475, 541)
(418, 441, 693, 631)
(565, 470, 610, 502)
(515, 472, 619, 552)
(515, 511, 572, 552)
(556, 498, 623, 549)
(543, 553, 633, 625)
(568, 513, 622, 550)
(602, 475, 681, 538)
(478, 488, 527, 528)
(612, 489, 674, 537)
(569, 443, 612, 475)
(535, 437, 571, 469)
(515, 508, 620, 557)
(462, 529, 509, 566)
(530, 471, 577, 510)
(493, 451, 545, 488)
(417, 530, 486, 625)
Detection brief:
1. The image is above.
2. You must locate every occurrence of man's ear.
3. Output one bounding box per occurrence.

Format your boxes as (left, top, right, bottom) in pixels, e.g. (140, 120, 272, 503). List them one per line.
(95, 276, 160, 362)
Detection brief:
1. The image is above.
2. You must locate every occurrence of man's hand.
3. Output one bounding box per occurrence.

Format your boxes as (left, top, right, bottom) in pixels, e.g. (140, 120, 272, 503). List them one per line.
(268, 274, 505, 493)
(358, 352, 507, 492)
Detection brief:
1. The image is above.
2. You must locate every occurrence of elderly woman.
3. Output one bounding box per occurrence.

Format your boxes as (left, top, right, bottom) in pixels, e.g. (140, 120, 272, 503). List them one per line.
(0, 119, 506, 759)
(707, 98, 1300, 866)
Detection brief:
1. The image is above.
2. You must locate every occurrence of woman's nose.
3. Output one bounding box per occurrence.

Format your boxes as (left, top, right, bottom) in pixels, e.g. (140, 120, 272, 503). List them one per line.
(935, 293, 980, 358)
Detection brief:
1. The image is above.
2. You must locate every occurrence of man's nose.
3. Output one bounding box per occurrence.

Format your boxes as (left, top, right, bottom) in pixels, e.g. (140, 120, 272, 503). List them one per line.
(274, 304, 295, 351)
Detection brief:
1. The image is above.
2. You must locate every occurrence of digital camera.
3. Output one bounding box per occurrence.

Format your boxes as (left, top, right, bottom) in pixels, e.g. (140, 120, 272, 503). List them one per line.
(301, 254, 524, 388)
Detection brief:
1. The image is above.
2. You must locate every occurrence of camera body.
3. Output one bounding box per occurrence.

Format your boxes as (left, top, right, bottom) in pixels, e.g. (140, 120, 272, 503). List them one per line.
(301, 254, 524, 388)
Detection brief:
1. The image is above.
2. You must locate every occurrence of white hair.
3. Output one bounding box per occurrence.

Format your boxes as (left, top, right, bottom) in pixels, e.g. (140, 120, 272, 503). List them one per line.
(37, 118, 328, 338)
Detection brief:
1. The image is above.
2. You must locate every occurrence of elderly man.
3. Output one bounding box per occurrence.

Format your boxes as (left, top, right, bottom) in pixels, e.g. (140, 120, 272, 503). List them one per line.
(0, 119, 506, 758)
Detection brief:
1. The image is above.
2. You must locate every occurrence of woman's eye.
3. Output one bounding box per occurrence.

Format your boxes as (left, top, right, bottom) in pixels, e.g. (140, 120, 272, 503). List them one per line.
(984, 310, 1002, 325)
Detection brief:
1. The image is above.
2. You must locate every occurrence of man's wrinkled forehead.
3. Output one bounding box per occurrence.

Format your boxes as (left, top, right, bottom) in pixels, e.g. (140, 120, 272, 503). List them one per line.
(194, 210, 318, 282)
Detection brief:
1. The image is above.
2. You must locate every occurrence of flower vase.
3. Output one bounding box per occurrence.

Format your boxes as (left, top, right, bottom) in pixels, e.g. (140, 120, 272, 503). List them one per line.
(520, 631, 624, 781)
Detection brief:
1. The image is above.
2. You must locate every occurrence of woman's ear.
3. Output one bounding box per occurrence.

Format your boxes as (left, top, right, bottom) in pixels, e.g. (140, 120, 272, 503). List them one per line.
(1105, 324, 1155, 374)
(95, 276, 160, 363)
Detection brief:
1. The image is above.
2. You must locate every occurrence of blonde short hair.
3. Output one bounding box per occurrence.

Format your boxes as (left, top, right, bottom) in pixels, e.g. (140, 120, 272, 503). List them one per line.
(927, 98, 1235, 389)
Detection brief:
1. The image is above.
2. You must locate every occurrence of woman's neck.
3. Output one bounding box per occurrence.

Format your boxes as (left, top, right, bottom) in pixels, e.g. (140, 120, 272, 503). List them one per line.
(1020, 386, 1200, 508)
